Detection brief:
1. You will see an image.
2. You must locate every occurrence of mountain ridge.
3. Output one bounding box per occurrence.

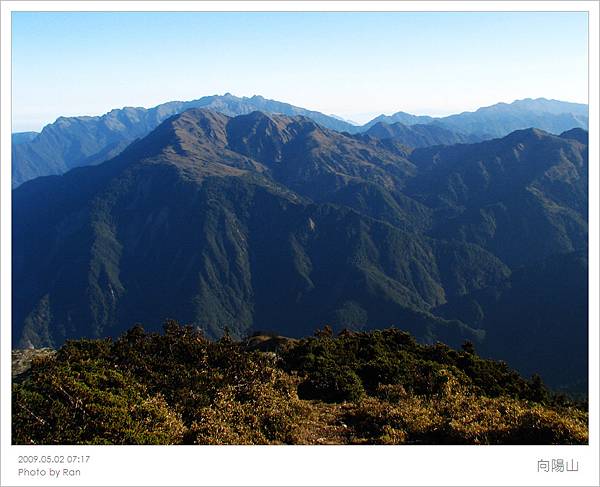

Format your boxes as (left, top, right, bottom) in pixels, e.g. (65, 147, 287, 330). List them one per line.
(13, 108, 588, 392)
(12, 95, 588, 188)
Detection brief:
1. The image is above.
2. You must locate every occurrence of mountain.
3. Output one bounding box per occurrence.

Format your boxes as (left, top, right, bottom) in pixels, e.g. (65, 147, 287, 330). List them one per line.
(505, 98, 588, 116)
(413, 127, 589, 391)
(432, 98, 588, 138)
(10, 94, 358, 188)
(483, 250, 588, 393)
(407, 128, 588, 267)
(12, 109, 508, 350)
(330, 114, 359, 125)
(362, 111, 435, 129)
(12, 96, 587, 189)
(12, 109, 588, 392)
(559, 127, 589, 144)
(362, 98, 587, 139)
(436, 251, 588, 393)
(360, 121, 481, 147)
(12, 132, 38, 145)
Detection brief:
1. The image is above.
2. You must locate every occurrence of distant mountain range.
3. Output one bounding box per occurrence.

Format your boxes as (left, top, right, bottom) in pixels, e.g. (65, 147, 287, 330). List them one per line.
(362, 111, 436, 129)
(11, 95, 588, 188)
(429, 98, 588, 138)
(10, 94, 357, 188)
(12, 107, 588, 392)
(358, 121, 482, 147)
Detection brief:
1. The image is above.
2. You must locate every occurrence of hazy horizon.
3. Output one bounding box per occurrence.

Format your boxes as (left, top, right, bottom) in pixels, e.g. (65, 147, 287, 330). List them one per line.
(10, 93, 589, 134)
(12, 11, 588, 132)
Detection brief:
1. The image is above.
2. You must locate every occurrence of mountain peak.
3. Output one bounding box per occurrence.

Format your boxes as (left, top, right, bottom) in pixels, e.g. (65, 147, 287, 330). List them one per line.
(559, 127, 588, 144)
(224, 110, 324, 164)
(505, 127, 549, 140)
(168, 107, 230, 136)
(129, 108, 232, 166)
(363, 111, 435, 130)
(242, 110, 276, 121)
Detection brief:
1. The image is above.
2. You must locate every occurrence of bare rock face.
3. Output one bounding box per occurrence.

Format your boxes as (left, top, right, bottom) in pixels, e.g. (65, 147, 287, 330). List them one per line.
(12, 348, 56, 378)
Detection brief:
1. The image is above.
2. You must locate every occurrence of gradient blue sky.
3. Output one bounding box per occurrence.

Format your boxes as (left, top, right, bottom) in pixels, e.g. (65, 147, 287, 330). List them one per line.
(12, 11, 588, 132)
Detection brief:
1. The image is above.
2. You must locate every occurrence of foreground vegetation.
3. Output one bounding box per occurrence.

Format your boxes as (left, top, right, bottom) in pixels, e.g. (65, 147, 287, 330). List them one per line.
(13, 322, 588, 445)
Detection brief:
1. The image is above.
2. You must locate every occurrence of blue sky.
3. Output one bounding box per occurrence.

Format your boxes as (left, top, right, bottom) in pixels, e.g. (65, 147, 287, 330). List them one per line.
(12, 11, 588, 132)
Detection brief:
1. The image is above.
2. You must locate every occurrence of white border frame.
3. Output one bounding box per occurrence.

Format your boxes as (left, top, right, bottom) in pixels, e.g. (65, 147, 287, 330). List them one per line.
(1, 2, 598, 486)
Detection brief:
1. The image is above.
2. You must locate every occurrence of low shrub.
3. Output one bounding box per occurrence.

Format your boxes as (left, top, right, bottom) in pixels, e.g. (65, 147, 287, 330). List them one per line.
(298, 362, 365, 403)
(344, 391, 588, 445)
(12, 321, 589, 445)
(12, 357, 184, 445)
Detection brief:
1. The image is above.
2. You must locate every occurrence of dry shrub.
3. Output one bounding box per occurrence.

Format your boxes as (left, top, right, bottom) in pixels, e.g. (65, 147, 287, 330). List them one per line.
(503, 405, 588, 444)
(346, 396, 441, 444)
(13, 323, 589, 445)
(189, 366, 309, 444)
(345, 388, 589, 445)
(13, 358, 185, 445)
